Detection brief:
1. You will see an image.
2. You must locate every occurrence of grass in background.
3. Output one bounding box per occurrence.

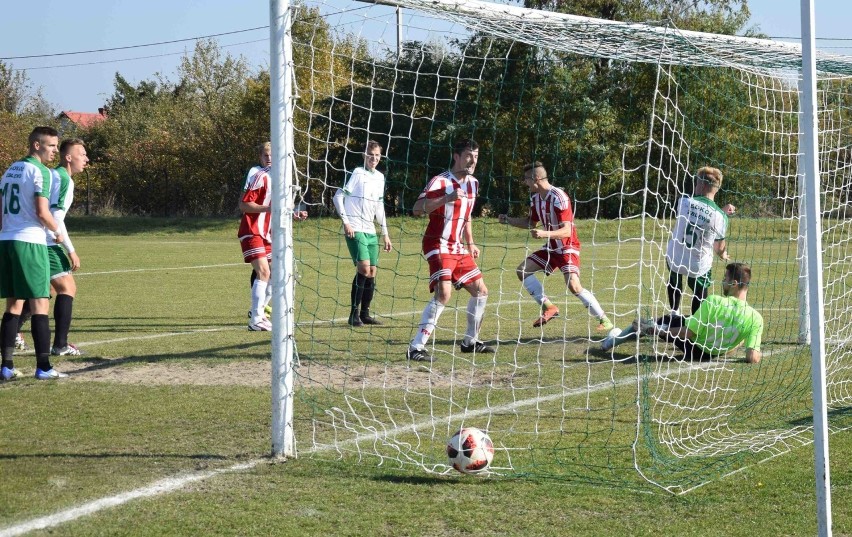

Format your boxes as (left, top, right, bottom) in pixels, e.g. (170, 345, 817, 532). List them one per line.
(0, 216, 848, 536)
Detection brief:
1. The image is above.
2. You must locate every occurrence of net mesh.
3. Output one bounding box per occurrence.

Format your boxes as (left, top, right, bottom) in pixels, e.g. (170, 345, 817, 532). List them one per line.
(282, 0, 852, 492)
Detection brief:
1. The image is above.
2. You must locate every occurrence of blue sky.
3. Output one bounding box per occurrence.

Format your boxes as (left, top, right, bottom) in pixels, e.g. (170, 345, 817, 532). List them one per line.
(1, 0, 849, 112)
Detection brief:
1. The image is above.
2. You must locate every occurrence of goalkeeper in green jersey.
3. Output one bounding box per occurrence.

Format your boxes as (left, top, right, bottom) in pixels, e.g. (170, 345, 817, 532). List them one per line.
(602, 262, 764, 364)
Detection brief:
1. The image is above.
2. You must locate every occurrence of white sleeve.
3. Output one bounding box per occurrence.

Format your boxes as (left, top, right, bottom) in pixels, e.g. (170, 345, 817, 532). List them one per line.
(375, 196, 388, 236)
(375, 177, 389, 236)
(52, 209, 75, 253)
(333, 188, 349, 225)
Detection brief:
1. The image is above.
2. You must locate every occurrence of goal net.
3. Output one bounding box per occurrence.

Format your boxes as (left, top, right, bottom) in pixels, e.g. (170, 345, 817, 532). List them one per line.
(282, 0, 852, 492)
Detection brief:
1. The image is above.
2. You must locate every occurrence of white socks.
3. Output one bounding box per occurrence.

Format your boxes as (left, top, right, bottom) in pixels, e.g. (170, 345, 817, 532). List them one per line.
(251, 279, 268, 322)
(264, 282, 272, 309)
(464, 295, 488, 345)
(411, 298, 445, 350)
(575, 289, 605, 319)
(523, 275, 548, 306)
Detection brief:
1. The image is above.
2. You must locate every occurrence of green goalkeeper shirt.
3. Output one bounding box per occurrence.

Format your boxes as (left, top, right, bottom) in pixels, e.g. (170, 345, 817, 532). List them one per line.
(685, 294, 764, 355)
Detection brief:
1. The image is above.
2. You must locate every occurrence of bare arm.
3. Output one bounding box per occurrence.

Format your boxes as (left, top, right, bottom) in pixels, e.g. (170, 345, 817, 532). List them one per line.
(239, 200, 270, 214)
(413, 188, 462, 217)
(531, 220, 573, 240)
(713, 238, 729, 261)
(464, 218, 479, 259)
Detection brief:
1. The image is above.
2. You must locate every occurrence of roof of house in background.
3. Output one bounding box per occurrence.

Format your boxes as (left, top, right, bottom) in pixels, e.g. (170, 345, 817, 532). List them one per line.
(58, 109, 107, 128)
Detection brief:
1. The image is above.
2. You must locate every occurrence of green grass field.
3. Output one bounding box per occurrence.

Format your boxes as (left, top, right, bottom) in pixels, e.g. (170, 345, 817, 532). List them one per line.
(0, 216, 849, 536)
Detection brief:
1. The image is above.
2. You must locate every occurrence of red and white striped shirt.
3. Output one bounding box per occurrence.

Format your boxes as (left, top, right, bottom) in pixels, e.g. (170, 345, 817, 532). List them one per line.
(418, 170, 479, 258)
(530, 186, 580, 254)
(238, 167, 272, 242)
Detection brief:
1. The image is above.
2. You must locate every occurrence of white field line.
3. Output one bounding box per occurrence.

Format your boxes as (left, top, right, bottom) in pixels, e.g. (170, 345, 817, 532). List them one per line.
(76, 263, 244, 276)
(0, 361, 704, 536)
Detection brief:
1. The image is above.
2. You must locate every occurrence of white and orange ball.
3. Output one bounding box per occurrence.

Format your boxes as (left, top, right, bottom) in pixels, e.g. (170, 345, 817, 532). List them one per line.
(447, 427, 494, 474)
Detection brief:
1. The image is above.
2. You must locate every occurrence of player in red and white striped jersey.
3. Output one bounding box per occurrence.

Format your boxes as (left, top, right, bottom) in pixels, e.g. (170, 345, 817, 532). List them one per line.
(239, 167, 274, 331)
(405, 139, 493, 363)
(243, 142, 272, 299)
(498, 162, 613, 331)
(237, 145, 308, 332)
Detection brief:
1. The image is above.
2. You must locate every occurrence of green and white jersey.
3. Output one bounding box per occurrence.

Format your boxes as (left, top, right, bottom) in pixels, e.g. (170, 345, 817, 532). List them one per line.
(332, 166, 388, 236)
(47, 167, 75, 249)
(0, 156, 51, 244)
(666, 195, 728, 277)
(685, 294, 764, 355)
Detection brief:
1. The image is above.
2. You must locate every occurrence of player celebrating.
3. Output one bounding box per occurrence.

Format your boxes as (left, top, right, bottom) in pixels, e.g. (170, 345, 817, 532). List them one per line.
(406, 139, 493, 363)
(498, 162, 613, 331)
(333, 140, 392, 327)
(665, 166, 732, 315)
(602, 262, 763, 363)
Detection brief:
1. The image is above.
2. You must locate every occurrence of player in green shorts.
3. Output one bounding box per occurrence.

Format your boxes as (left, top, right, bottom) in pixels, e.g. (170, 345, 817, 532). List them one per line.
(333, 140, 392, 327)
(603, 262, 764, 364)
(0, 126, 67, 380)
(45, 139, 88, 356)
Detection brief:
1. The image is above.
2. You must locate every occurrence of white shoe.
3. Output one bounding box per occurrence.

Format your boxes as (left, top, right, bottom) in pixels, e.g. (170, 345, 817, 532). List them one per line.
(51, 344, 83, 356)
(35, 368, 69, 380)
(1, 366, 21, 380)
(248, 318, 272, 331)
(601, 327, 622, 352)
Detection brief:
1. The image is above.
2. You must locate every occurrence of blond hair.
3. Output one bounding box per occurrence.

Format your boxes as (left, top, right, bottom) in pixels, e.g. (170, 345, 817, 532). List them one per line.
(696, 166, 723, 188)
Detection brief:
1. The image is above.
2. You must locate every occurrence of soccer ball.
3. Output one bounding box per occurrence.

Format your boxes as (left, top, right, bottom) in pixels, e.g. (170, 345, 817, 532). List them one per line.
(447, 427, 494, 474)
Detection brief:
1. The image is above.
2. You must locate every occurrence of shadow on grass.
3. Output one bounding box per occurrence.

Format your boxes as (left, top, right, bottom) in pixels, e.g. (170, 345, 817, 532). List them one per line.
(788, 405, 852, 428)
(371, 474, 449, 485)
(0, 452, 229, 461)
(64, 339, 272, 373)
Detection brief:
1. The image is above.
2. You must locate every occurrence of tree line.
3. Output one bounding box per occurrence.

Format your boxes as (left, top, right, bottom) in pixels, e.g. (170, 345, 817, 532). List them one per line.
(3, 1, 844, 219)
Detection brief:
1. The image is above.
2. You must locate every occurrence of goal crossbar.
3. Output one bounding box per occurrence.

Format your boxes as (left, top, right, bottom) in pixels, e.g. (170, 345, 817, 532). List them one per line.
(360, 0, 852, 75)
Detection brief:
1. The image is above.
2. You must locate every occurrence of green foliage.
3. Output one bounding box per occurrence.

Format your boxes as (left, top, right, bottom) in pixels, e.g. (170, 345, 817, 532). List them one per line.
(0, 110, 60, 173)
(85, 40, 261, 216)
(0, 60, 29, 114)
(0, 111, 33, 168)
(76, 6, 360, 216)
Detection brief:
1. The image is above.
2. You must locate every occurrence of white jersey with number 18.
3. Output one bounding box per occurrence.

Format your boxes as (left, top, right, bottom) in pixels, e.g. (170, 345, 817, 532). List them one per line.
(0, 156, 52, 244)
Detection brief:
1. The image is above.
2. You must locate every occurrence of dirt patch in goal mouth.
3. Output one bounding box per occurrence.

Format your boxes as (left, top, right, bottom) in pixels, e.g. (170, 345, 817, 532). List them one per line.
(64, 359, 510, 390)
